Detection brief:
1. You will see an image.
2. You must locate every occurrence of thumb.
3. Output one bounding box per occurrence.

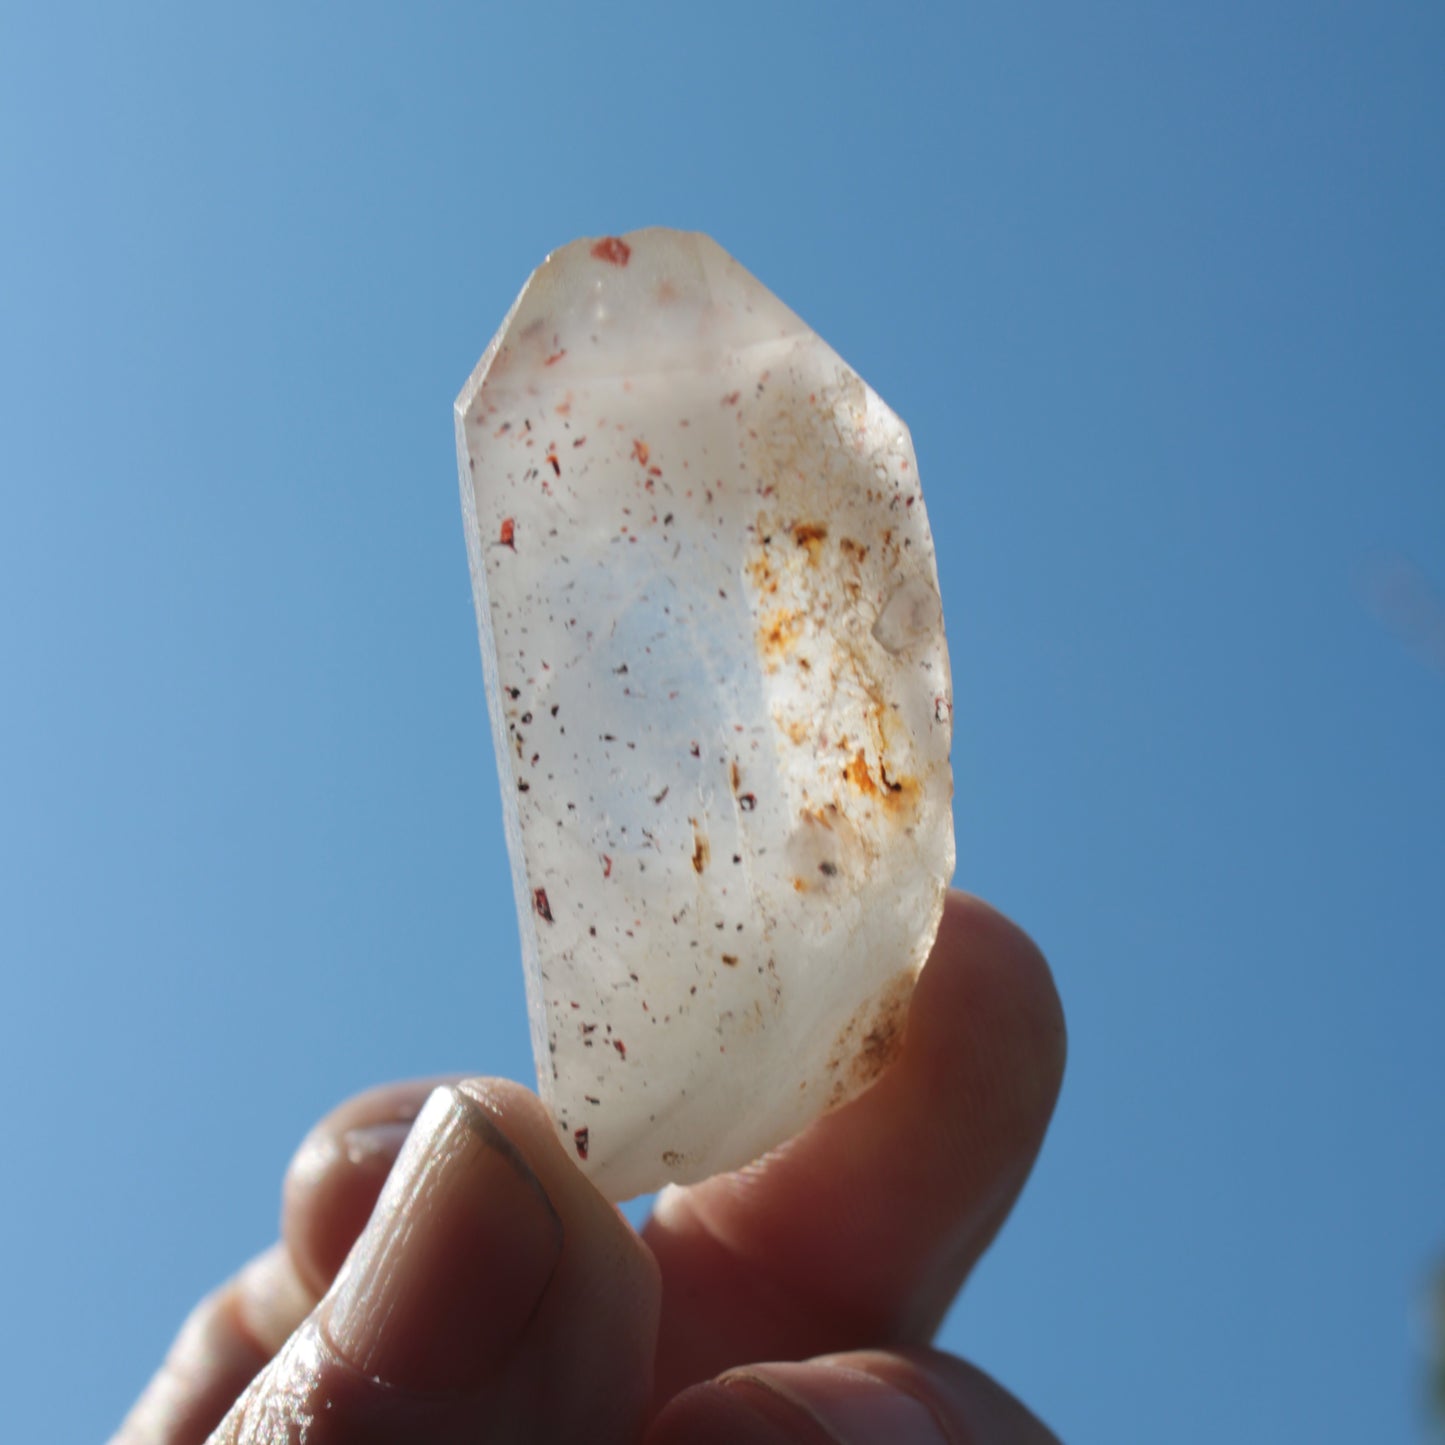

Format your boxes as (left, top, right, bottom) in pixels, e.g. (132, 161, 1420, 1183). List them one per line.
(208, 1080, 659, 1444)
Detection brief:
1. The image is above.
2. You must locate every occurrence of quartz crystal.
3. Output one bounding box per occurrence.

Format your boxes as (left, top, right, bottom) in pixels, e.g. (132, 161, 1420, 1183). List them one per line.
(455, 229, 954, 1201)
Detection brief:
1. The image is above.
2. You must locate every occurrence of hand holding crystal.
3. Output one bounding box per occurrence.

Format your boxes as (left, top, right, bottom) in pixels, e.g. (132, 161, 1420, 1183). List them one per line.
(113, 894, 1066, 1444)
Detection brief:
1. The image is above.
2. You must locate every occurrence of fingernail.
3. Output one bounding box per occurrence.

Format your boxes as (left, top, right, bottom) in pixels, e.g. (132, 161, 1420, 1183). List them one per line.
(721, 1362, 947, 1443)
(339, 1119, 416, 1167)
(324, 1085, 563, 1391)
(287, 1117, 415, 1206)
(289, 1115, 416, 1197)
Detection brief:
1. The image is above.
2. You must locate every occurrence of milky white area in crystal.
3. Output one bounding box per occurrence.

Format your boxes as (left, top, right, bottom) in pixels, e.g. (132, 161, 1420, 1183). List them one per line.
(455, 230, 954, 1201)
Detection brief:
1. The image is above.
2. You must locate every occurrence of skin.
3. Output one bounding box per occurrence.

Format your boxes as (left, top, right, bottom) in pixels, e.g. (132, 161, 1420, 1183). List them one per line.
(113, 892, 1067, 1443)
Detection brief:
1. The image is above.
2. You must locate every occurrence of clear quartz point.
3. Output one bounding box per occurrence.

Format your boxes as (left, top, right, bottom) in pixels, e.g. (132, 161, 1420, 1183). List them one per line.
(455, 229, 954, 1201)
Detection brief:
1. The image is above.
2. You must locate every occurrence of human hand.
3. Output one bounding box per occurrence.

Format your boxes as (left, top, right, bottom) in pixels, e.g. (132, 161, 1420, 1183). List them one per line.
(113, 892, 1067, 1443)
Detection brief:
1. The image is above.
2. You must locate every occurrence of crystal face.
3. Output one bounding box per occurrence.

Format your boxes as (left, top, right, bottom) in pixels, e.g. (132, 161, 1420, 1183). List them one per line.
(455, 229, 954, 1201)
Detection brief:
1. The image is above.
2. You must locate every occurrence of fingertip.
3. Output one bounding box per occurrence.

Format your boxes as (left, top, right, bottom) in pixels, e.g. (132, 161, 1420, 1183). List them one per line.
(281, 1079, 441, 1295)
(921, 891, 1067, 1135)
(320, 1084, 565, 1393)
(648, 1361, 952, 1444)
(645, 1380, 804, 1444)
(449, 1077, 663, 1432)
(934, 891, 1062, 1031)
(454, 1076, 663, 1266)
(452, 1076, 567, 1167)
(824, 1348, 1064, 1444)
(651, 1352, 1061, 1445)
(232, 1243, 315, 1358)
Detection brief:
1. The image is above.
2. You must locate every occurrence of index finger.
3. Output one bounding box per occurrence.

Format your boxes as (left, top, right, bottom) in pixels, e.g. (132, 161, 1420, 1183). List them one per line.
(643, 892, 1066, 1401)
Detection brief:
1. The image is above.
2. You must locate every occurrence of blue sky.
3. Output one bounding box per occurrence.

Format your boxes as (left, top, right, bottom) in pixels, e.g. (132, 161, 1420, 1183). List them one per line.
(2, 3, 1442, 1439)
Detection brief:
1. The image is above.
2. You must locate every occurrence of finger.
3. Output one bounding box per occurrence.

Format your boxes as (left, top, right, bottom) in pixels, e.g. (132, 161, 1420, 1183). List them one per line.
(644, 892, 1066, 1397)
(283, 1077, 452, 1296)
(646, 1348, 1061, 1444)
(208, 1080, 660, 1444)
(114, 1080, 446, 1442)
(110, 1244, 314, 1445)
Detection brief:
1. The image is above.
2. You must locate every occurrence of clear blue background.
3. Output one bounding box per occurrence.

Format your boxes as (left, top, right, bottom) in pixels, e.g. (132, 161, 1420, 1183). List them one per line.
(2, 3, 1442, 1440)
